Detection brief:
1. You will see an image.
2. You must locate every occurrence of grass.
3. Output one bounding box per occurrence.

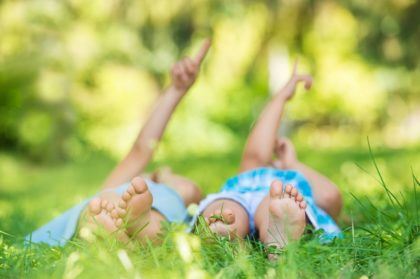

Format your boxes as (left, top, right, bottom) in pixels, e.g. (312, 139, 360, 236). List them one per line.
(0, 144, 419, 278)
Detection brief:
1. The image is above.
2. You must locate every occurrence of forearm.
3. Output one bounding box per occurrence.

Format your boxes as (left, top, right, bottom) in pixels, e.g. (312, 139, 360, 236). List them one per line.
(241, 94, 286, 166)
(101, 86, 185, 190)
(287, 160, 342, 219)
(131, 85, 184, 161)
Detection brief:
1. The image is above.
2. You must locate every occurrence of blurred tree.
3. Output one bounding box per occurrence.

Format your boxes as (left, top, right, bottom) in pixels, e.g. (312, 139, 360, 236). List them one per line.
(0, 0, 418, 162)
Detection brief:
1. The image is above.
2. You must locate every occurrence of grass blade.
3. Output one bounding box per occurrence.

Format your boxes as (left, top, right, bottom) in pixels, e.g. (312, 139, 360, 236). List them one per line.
(367, 138, 403, 210)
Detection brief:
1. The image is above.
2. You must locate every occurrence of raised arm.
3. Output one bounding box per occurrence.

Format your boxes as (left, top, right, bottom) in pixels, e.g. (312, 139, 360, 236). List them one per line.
(101, 39, 211, 189)
(240, 60, 312, 172)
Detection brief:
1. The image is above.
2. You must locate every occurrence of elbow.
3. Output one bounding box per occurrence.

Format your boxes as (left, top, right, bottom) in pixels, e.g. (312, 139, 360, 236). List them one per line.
(130, 143, 143, 158)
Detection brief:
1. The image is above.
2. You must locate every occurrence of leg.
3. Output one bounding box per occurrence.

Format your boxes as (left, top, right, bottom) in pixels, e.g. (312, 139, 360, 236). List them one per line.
(201, 199, 250, 239)
(273, 138, 342, 220)
(254, 181, 306, 260)
(152, 167, 202, 205)
(287, 161, 342, 220)
(239, 62, 312, 172)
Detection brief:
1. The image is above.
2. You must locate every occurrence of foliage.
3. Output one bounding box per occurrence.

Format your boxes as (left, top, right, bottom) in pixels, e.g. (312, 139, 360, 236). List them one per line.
(0, 0, 419, 161)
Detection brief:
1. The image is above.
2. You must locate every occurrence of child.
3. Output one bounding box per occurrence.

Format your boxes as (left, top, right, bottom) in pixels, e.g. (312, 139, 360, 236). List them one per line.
(27, 39, 211, 246)
(194, 61, 342, 255)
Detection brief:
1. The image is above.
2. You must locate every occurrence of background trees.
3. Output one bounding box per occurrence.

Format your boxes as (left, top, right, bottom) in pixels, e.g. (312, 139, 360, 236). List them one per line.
(0, 0, 419, 161)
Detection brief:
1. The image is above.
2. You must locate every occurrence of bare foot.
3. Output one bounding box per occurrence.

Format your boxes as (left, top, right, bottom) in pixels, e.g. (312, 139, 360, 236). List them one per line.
(82, 197, 130, 243)
(264, 180, 307, 259)
(206, 208, 237, 238)
(116, 177, 153, 238)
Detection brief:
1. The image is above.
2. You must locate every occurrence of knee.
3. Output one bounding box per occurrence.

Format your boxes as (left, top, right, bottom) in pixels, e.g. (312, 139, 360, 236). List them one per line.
(181, 182, 202, 205)
(322, 188, 343, 216)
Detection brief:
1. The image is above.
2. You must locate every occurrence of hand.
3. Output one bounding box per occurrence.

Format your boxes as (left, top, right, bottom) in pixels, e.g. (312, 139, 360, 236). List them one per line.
(171, 39, 211, 92)
(273, 137, 298, 169)
(278, 59, 312, 101)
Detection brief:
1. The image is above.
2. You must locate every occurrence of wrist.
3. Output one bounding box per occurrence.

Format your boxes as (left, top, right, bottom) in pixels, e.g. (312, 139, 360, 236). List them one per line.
(274, 92, 288, 103)
(167, 85, 187, 98)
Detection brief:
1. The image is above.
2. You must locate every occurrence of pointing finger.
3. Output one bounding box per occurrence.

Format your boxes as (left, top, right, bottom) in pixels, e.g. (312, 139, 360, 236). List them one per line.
(194, 38, 211, 65)
(297, 74, 312, 90)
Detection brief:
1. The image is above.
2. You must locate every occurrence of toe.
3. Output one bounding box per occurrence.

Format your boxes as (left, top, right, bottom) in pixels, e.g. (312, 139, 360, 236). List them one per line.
(101, 200, 108, 208)
(122, 192, 131, 201)
(209, 222, 232, 237)
(118, 208, 127, 217)
(106, 203, 114, 212)
(299, 201, 307, 209)
(131, 177, 148, 194)
(111, 209, 119, 219)
(290, 187, 298, 198)
(118, 200, 127, 209)
(221, 209, 235, 224)
(89, 198, 102, 215)
(209, 210, 221, 223)
(295, 194, 303, 202)
(284, 184, 293, 197)
(270, 180, 283, 198)
(127, 185, 135, 195)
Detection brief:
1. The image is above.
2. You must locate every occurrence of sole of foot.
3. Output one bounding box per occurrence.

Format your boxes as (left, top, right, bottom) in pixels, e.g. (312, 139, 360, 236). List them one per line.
(264, 180, 307, 260)
(206, 208, 237, 238)
(116, 176, 153, 237)
(82, 197, 129, 243)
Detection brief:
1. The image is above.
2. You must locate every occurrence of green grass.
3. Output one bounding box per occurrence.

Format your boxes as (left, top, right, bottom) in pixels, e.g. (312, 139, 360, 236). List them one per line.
(0, 145, 419, 278)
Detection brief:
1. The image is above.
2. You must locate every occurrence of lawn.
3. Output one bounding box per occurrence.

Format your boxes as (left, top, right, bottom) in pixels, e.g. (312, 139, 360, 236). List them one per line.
(0, 144, 419, 278)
